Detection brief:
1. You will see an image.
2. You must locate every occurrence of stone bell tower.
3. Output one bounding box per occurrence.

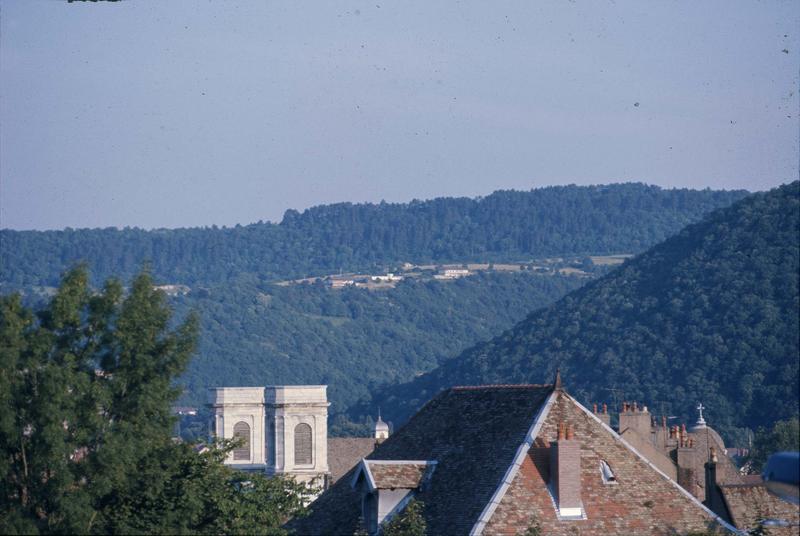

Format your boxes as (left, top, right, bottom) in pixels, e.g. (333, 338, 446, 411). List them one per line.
(208, 387, 266, 471)
(209, 385, 330, 487)
(265, 385, 330, 486)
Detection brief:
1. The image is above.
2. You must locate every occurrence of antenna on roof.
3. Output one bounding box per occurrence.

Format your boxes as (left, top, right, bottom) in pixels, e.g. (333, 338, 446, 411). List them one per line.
(603, 387, 624, 412)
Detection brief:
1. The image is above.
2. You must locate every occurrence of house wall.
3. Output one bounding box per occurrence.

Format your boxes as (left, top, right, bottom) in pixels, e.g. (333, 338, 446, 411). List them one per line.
(378, 489, 412, 525)
(483, 394, 729, 535)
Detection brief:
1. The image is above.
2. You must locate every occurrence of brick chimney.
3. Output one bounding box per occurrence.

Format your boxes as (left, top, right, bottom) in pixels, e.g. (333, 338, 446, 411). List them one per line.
(676, 425, 698, 498)
(593, 403, 611, 427)
(550, 422, 583, 518)
(704, 447, 725, 512)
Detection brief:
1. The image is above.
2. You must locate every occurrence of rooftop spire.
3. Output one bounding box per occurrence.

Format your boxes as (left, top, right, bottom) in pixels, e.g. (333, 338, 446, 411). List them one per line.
(554, 368, 563, 391)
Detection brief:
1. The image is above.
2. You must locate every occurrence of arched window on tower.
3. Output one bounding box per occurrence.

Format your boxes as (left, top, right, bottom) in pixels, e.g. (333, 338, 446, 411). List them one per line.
(295, 423, 313, 465)
(233, 421, 251, 460)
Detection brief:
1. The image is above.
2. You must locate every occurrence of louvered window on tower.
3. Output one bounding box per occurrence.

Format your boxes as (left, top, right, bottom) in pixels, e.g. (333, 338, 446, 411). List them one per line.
(295, 423, 313, 465)
(233, 421, 251, 460)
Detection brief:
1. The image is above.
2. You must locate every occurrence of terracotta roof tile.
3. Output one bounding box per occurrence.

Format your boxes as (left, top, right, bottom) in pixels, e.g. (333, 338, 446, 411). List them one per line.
(367, 461, 432, 489)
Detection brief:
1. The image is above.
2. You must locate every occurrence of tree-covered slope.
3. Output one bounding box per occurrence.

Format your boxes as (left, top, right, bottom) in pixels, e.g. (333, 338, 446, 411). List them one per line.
(0, 184, 747, 287)
(169, 271, 587, 429)
(366, 183, 799, 441)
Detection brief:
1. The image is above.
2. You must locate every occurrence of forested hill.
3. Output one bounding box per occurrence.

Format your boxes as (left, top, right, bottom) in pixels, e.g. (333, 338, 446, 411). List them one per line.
(364, 182, 799, 442)
(1, 184, 746, 288)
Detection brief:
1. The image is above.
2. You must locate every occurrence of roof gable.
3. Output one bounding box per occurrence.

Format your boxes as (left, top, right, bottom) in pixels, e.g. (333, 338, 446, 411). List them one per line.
(482, 392, 738, 535)
(288, 384, 552, 535)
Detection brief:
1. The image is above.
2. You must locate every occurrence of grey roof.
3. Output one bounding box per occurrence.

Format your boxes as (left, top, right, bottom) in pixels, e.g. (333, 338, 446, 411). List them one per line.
(328, 437, 377, 484)
(288, 384, 552, 535)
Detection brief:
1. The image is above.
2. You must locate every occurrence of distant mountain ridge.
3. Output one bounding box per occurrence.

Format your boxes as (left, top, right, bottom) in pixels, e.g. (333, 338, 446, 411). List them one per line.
(1, 183, 747, 288)
(363, 182, 799, 442)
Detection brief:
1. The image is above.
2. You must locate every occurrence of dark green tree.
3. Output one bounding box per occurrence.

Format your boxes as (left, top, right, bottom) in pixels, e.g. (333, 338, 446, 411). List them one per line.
(747, 417, 800, 473)
(381, 498, 426, 536)
(0, 266, 307, 534)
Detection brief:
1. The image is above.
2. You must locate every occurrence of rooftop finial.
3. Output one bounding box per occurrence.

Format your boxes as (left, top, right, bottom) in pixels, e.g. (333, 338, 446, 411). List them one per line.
(695, 402, 707, 428)
(374, 408, 389, 441)
(554, 368, 563, 391)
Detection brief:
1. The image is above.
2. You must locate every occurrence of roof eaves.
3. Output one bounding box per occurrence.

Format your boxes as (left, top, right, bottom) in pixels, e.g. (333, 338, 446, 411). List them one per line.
(469, 388, 558, 536)
(570, 395, 743, 535)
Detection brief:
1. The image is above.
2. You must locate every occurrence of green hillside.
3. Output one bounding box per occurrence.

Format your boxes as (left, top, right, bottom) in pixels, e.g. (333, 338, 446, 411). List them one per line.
(169, 271, 587, 429)
(0, 184, 747, 288)
(365, 183, 800, 442)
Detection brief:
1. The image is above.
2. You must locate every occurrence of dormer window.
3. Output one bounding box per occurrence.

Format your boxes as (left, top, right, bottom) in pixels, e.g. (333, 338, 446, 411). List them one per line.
(351, 459, 436, 535)
(600, 460, 617, 484)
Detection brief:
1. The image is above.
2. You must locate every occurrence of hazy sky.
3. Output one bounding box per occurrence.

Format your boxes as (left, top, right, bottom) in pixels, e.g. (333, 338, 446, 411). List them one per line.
(1, 1, 798, 230)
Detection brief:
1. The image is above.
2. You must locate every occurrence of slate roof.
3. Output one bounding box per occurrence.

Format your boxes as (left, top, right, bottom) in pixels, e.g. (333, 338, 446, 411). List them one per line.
(328, 437, 376, 484)
(287, 384, 552, 535)
(719, 483, 800, 535)
(363, 461, 434, 489)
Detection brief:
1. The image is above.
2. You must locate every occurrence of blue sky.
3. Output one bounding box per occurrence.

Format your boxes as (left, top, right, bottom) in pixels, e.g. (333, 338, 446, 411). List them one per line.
(1, 1, 798, 230)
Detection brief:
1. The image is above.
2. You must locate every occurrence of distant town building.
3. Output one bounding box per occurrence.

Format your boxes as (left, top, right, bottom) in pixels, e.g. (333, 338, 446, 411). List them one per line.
(370, 273, 403, 282)
(153, 284, 191, 296)
(434, 268, 470, 280)
(328, 279, 355, 289)
(171, 406, 198, 416)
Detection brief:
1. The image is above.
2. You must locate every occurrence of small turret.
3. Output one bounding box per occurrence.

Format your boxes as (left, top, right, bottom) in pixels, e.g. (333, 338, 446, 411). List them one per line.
(374, 409, 389, 442)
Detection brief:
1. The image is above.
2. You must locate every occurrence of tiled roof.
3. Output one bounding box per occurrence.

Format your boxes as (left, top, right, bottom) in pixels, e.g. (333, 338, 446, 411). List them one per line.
(365, 461, 434, 489)
(328, 437, 376, 483)
(720, 483, 800, 535)
(288, 384, 552, 535)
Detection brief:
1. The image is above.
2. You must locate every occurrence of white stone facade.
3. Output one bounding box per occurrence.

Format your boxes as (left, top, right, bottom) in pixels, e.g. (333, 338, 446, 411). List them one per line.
(209, 385, 330, 487)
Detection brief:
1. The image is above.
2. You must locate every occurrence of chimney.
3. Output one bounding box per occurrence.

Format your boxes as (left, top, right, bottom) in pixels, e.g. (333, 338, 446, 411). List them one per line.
(594, 402, 611, 427)
(704, 447, 723, 511)
(550, 422, 583, 518)
(677, 429, 698, 498)
(619, 401, 651, 438)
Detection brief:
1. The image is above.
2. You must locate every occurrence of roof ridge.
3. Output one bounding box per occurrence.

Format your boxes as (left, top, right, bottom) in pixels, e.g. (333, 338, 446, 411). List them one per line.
(451, 384, 553, 390)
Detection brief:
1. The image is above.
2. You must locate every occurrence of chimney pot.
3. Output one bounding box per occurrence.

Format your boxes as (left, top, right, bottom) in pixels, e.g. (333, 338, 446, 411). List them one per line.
(593, 403, 598, 413)
(558, 421, 566, 440)
(566, 424, 575, 440)
(602, 403, 608, 414)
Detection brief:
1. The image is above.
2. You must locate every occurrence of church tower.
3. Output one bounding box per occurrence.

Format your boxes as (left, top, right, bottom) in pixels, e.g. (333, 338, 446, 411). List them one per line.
(208, 387, 266, 470)
(208, 385, 331, 488)
(264, 385, 330, 486)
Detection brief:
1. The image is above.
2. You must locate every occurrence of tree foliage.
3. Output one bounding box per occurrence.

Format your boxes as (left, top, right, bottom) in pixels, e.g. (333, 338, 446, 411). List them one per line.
(1, 184, 747, 288)
(170, 270, 587, 433)
(747, 417, 800, 473)
(0, 267, 306, 534)
(381, 498, 426, 536)
(373, 183, 799, 442)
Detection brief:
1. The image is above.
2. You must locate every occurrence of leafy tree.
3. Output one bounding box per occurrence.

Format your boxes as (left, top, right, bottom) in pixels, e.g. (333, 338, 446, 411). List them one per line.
(0, 266, 307, 534)
(381, 498, 426, 536)
(747, 417, 800, 473)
